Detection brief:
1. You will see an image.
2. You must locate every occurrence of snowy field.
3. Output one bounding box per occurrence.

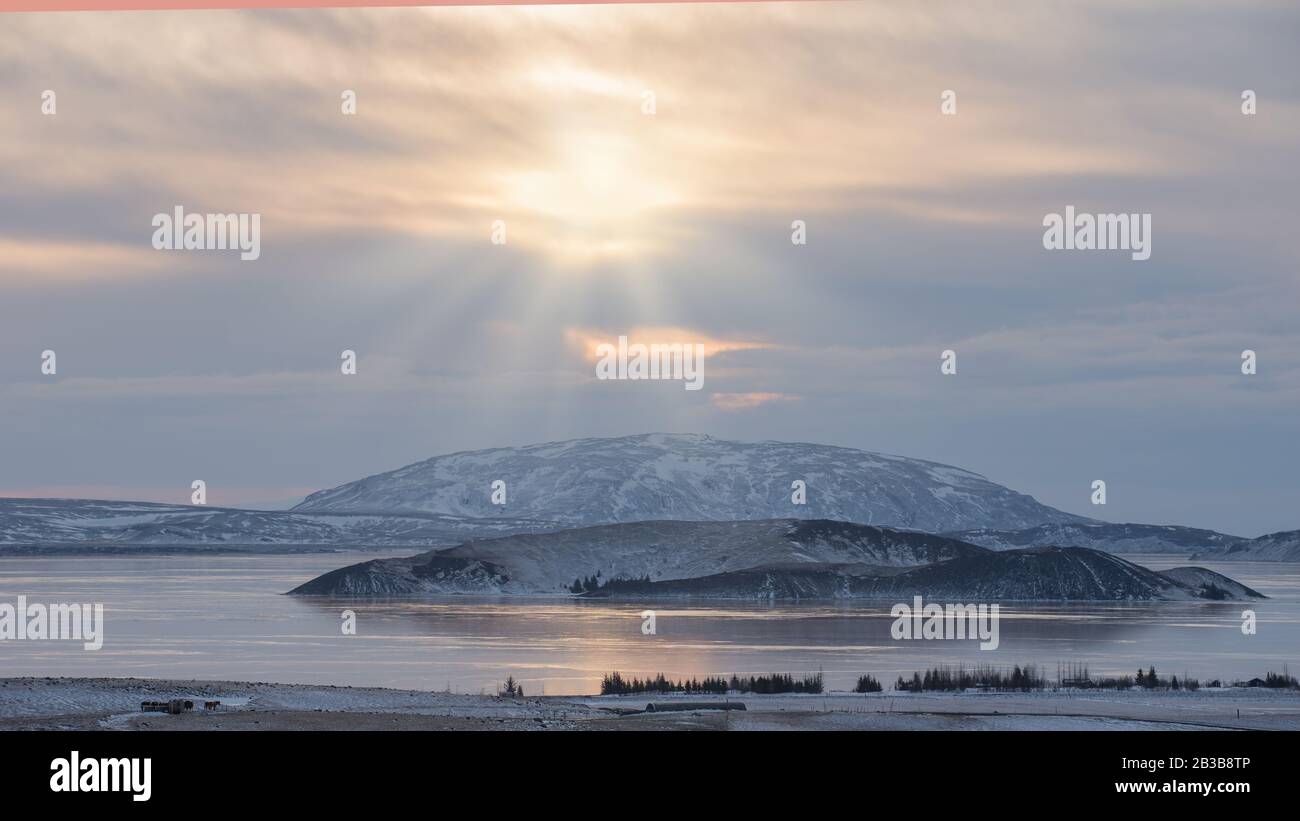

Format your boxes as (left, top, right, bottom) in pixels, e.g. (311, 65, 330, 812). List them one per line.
(2, 677, 1297, 731)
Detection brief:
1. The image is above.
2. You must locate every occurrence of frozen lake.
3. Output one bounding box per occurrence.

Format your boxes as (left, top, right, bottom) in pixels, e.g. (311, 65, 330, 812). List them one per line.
(1, 552, 1296, 695)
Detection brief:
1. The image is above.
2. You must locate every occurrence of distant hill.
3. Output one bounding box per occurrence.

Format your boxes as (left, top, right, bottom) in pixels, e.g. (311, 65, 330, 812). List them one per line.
(288, 519, 989, 595)
(947, 522, 1242, 556)
(1192, 529, 1300, 562)
(292, 433, 1091, 532)
(0, 498, 563, 554)
(584, 548, 1265, 602)
(288, 520, 1262, 602)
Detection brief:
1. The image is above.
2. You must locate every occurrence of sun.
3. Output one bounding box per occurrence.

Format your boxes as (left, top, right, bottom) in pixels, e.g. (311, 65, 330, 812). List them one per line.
(498, 131, 681, 263)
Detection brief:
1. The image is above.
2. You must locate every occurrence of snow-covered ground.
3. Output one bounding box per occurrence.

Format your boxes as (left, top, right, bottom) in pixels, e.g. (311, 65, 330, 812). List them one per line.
(3, 677, 1296, 731)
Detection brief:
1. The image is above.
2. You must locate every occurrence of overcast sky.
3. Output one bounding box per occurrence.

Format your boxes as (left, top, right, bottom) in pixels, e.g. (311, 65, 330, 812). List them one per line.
(1, 1, 1297, 536)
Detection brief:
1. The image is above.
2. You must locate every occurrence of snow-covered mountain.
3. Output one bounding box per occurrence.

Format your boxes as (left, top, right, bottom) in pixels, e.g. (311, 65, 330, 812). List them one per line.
(288, 519, 990, 595)
(294, 433, 1091, 533)
(1192, 529, 1300, 562)
(0, 498, 563, 553)
(947, 523, 1242, 555)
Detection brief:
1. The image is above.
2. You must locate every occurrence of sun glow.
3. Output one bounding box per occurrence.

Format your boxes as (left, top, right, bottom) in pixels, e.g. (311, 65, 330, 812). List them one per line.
(499, 132, 681, 262)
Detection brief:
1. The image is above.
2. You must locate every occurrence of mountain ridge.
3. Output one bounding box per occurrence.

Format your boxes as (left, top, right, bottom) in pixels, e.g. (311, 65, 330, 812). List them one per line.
(0, 498, 564, 553)
(293, 433, 1093, 533)
(948, 522, 1242, 555)
(1193, 529, 1300, 562)
(581, 548, 1265, 602)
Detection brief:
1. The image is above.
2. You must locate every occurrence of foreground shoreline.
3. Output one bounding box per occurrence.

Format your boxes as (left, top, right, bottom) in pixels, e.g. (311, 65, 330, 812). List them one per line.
(3, 677, 1298, 731)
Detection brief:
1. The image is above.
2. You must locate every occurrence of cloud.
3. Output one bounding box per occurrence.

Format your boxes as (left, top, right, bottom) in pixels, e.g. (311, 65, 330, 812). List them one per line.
(5, 3, 1294, 270)
(0, 238, 174, 281)
(710, 392, 798, 411)
(1, 2, 1297, 534)
(563, 326, 772, 362)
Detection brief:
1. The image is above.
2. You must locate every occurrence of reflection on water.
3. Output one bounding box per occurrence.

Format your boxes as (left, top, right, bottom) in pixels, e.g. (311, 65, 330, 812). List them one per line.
(0, 553, 1297, 695)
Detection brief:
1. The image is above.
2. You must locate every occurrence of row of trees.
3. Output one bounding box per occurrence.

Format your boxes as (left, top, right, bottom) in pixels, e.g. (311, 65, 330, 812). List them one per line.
(569, 574, 602, 593)
(1055, 662, 1300, 691)
(1252, 671, 1299, 689)
(895, 664, 1047, 692)
(589, 665, 1300, 696)
(1132, 666, 1201, 690)
(735, 673, 824, 694)
(601, 672, 730, 695)
(570, 574, 653, 594)
(600, 671, 825, 695)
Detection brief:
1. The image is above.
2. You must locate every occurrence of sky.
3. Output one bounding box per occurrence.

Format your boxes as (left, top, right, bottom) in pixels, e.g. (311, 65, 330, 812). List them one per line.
(0, 1, 1297, 536)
